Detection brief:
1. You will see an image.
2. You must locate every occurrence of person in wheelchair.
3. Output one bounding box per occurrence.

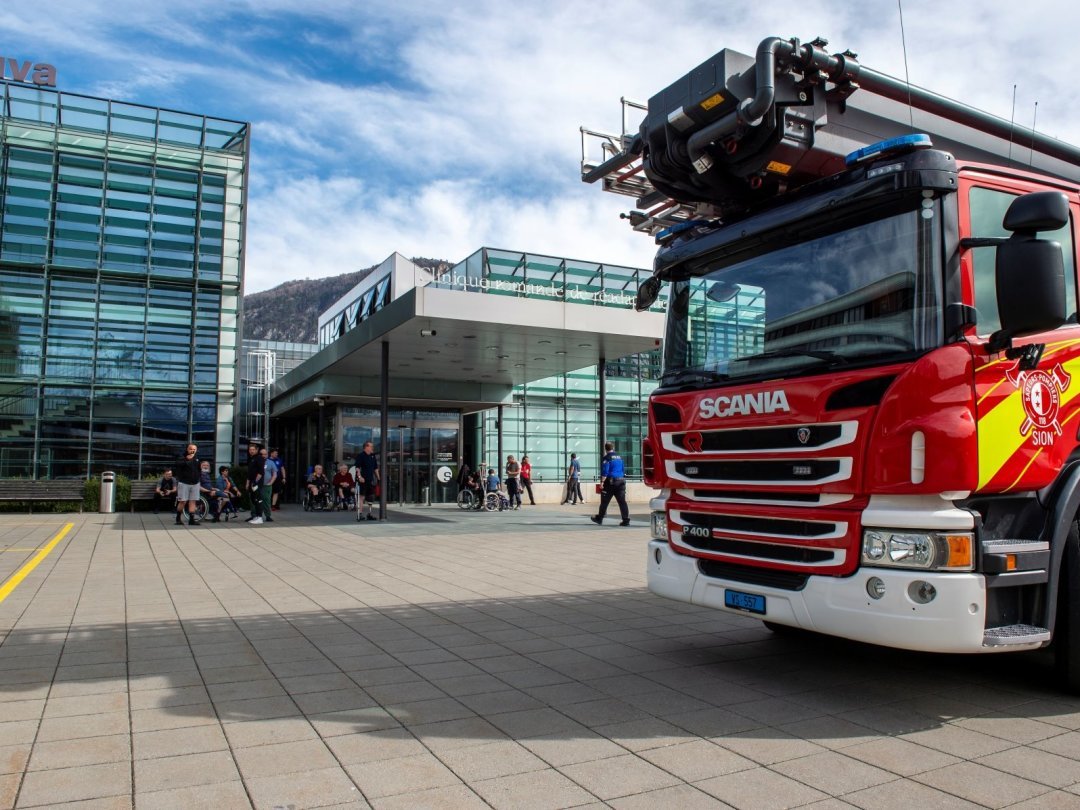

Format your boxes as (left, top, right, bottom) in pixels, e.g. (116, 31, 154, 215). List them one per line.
(199, 461, 220, 522)
(332, 463, 355, 511)
(467, 470, 486, 509)
(216, 465, 241, 520)
(305, 465, 332, 510)
(484, 468, 510, 511)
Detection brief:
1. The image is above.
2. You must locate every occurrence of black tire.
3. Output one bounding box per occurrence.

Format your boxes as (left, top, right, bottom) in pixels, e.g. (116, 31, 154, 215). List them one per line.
(484, 493, 499, 512)
(1053, 521, 1080, 693)
(457, 490, 474, 510)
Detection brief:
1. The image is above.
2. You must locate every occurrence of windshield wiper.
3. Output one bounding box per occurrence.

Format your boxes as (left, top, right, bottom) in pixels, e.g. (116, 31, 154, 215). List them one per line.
(662, 369, 731, 387)
(749, 349, 849, 365)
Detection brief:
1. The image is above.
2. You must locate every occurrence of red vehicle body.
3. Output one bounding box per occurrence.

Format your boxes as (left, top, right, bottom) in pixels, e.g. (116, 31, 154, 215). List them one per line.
(585, 37, 1080, 688)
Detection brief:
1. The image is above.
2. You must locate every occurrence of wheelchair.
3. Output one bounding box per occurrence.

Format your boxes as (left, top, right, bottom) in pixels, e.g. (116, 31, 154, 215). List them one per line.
(303, 485, 334, 512)
(456, 487, 485, 510)
(484, 491, 509, 512)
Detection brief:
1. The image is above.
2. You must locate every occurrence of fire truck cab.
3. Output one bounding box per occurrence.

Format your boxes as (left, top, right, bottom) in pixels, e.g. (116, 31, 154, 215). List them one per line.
(583, 36, 1080, 689)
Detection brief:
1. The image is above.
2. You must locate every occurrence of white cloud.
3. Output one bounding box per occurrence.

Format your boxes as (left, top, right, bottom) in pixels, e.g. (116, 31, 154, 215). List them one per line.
(245, 174, 656, 291)
(6, 0, 1080, 296)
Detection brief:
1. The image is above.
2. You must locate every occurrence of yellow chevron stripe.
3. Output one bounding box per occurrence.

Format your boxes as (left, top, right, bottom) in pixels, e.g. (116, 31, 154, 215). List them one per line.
(978, 354, 1080, 490)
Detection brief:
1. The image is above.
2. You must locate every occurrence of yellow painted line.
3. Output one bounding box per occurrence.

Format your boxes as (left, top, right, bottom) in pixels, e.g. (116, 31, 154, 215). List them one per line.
(0, 522, 73, 605)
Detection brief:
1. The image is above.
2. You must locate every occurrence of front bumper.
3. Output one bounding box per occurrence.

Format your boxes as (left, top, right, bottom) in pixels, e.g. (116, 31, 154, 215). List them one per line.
(647, 539, 1032, 653)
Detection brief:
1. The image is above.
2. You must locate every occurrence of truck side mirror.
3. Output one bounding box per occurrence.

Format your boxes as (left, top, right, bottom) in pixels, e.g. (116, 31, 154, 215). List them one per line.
(636, 276, 663, 311)
(990, 191, 1068, 353)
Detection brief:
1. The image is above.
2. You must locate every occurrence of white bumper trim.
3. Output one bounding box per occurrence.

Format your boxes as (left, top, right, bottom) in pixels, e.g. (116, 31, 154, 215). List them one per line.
(646, 540, 1036, 654)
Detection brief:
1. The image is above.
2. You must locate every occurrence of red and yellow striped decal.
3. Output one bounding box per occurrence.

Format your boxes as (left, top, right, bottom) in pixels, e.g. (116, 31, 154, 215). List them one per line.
(976, 336, 1080, 491)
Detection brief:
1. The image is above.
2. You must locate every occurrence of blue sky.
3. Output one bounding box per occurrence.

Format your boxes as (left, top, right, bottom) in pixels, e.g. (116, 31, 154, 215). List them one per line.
(3, 0, 1080, 292)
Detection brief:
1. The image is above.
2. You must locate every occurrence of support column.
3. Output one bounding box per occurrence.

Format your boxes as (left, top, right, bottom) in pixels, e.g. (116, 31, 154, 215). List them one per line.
(598, 356, 607, 467)
(380, 340, 389, 520)
(497, 405, 504, 481)
(316, 400, 325, 470)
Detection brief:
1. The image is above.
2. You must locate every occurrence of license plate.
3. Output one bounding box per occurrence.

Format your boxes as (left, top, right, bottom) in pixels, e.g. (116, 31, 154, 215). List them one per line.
(682, 524, 710, 540)
(724, 589, 766, 615)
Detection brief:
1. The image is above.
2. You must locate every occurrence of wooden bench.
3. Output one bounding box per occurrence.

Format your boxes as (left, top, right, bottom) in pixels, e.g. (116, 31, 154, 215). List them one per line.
(129, 480, 162, 512)
(0, 480, 85, 513)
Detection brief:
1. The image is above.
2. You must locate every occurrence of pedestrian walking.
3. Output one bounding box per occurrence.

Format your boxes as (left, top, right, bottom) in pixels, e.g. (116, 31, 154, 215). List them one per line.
(270, 448, 286, 510)
(175, 443, 201, 526)
(505, 455, 522, 510)
(591, 442, 630, 526)
(563, 452, 584, 504)
(245, 443, 265, 524)
(354, 440, 380, 520)
(520, 455, 536, 505)
(260, 448, 277, 522)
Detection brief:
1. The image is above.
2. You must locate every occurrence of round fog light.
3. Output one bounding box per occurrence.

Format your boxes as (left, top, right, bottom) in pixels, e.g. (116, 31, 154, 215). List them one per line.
(909, 580, 937, 604)
(866, 576, 886, 600)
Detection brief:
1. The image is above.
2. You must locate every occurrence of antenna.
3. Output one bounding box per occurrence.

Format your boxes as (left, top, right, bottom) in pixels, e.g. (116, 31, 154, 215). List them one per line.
(1030, 101, 1039, 166)
(1008, 84, 1016, 164)
(897, 0, 915, 131)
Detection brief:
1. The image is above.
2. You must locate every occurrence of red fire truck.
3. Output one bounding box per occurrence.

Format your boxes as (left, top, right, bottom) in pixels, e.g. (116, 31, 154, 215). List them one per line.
(583, 36, 1080, 688)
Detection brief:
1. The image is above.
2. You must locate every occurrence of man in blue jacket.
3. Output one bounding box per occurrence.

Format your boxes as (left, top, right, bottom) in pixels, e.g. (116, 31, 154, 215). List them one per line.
(591, 442, 630, 526)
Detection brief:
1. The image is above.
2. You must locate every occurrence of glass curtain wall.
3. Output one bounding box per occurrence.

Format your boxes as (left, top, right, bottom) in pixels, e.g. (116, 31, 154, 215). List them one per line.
(478, 352, 661, 485)
(0, 82, 247, 479)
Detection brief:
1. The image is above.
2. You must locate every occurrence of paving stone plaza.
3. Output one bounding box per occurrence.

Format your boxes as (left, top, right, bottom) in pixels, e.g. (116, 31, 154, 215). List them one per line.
(2, 506, 1080, 809)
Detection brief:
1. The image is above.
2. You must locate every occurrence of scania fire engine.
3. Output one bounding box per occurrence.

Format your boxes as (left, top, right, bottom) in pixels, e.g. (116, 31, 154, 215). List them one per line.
(583, 36, 1080, 688)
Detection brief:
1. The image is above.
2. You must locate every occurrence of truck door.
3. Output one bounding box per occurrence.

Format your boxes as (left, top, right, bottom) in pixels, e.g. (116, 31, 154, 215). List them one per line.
(961, 173, 1080, 494)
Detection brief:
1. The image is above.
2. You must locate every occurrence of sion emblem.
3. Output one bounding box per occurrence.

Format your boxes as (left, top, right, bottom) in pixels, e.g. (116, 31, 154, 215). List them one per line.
(683, 432, 703, 452)
(1006, 362, 1071, 438)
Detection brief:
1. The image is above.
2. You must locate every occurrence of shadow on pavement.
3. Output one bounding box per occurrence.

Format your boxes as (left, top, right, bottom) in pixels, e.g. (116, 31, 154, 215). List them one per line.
(2, 582, 1078, 750)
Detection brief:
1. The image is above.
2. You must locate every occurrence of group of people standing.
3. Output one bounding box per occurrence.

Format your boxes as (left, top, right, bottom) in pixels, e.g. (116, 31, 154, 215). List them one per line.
(159, 438, 628, 527)
(156, 442, 286, 526)
(244, 443, 287, 525)
(456, 454, 536, 510)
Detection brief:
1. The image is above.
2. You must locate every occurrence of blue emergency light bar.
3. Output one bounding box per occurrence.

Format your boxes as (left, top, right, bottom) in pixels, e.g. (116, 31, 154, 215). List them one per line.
(845, 133, 933, 166)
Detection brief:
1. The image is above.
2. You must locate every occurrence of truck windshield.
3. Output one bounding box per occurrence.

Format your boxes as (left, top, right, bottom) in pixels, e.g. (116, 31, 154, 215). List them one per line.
(662, 203, 942, 386)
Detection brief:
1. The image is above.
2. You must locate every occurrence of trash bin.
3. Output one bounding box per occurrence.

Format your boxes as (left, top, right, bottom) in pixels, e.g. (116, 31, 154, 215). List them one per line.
(99, 471, 116, 513)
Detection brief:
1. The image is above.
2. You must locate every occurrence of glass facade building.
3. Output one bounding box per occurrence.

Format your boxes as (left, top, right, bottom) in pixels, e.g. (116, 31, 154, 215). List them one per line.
(0, 80, 248, 479)
(281, 248, 662, 502)
(443, 248, 661, 484)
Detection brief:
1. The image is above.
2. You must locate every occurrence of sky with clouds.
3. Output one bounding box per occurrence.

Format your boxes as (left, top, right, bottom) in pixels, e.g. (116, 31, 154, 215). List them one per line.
(3, 0, 1080, 293)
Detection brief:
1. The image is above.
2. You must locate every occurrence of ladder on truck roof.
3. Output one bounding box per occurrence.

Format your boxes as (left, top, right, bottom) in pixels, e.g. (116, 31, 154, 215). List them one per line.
(582, 36, 1080, 233)
(581, 98, 699, 236)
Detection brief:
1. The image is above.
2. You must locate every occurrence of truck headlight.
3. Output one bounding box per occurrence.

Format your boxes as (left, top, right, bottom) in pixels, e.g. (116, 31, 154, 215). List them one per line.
(651, 511, 668, 540)
(862, 529, 973, 571)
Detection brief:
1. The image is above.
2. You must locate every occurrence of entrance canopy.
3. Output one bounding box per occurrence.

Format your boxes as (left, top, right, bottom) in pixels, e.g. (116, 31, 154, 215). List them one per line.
(271, 250, 666, 417)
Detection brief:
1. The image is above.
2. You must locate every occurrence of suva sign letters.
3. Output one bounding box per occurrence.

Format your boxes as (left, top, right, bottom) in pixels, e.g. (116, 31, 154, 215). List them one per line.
(0, 55, 57, 87)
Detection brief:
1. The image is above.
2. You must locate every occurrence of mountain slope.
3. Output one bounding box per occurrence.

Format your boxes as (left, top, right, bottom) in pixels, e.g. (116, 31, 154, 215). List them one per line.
(242, 257, 450, 343)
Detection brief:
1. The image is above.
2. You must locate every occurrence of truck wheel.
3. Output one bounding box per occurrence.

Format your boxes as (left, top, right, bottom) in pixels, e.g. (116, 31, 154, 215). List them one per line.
(1053, 521, 1080, 693)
